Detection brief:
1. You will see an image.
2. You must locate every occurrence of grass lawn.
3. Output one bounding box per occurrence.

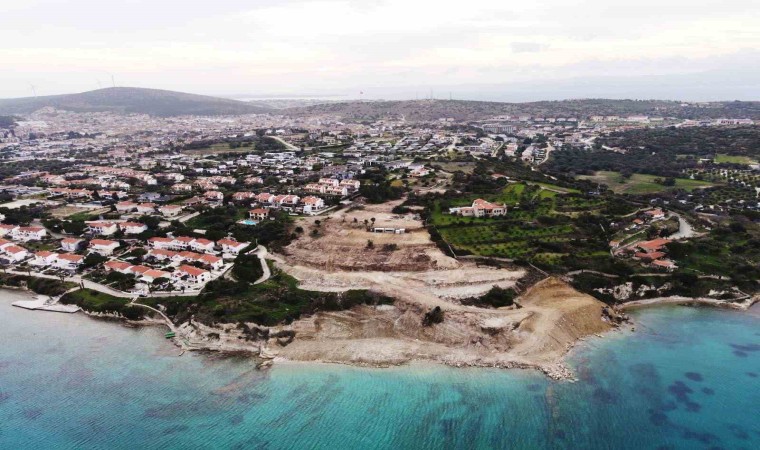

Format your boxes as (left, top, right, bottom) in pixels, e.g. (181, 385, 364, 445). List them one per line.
(579, 171, 714, 194)
(529, 182, 581, 194)
(714, 154, 757, 165)
(60, 289, 131, 312)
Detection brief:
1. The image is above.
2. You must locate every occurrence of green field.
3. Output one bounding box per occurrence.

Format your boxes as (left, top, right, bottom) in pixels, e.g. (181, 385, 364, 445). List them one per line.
(429, 183, 621, 269)
(714, 154, 757, 165)
(579, 171, 714, 194)
(182, 142, 254, 155)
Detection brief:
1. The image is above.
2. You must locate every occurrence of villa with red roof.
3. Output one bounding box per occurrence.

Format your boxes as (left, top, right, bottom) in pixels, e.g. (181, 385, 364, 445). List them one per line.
(173, 265, 211, 284)
(449, 199, 507, 218)
(89, 239, 120, 256)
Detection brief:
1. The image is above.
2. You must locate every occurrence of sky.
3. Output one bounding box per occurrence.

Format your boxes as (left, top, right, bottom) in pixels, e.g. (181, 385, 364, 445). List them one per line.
(1, 0, 759, 101)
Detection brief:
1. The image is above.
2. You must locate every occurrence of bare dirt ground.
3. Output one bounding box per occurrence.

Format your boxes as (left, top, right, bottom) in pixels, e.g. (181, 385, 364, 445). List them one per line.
(49, 205, 110, 219)
(283, 199, 458, 271)
(267, 277, 616, 379)
(252, 200, 620, 378)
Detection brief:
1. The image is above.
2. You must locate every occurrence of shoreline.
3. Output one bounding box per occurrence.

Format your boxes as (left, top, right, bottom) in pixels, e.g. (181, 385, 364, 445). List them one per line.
(618, 295, 759, 311)
(2, 285, 757, 381)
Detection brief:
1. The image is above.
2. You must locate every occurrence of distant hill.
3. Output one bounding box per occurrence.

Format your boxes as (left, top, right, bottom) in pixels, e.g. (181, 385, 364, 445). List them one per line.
(0, 87, 273, 117)
(284, 99, 760, 122)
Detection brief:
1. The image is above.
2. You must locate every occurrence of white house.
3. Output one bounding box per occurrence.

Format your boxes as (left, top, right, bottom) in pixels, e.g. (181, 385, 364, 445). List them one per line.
(147, 248, 178, 261)
(189, 238, 215, 254)
(61, 238, 84, 252)
(89, 239, 120, 256)
(86, 221, 119, 236)
(218, 238, 248, 255)
(172, 265, 211, 285)
(115, 201, 138, 213)
(136, 203, 157, 214)
(54, 253, 84, 271)
(159, 205, 183, 217)
(32, 251, 58, 267)
(0, 224, 17, 237)
(204, 190, 224, 202)
(141, 269, 170, 283)
(249, 208, 270, 221)
(0, 243, 29, 262)
(302, 196, 325, 214)
(104, 260, 133, 273)
(148, 237, 175, 250)
(12, 226, 47, 241)
(255, 193, 275, 204)
(198, 254, 224, 271)
(120, 222, 148, 235)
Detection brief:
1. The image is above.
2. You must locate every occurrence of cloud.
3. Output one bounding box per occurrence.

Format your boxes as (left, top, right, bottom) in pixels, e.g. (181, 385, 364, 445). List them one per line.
(0, 0, 758, 98)
(510, 42, 548, 53)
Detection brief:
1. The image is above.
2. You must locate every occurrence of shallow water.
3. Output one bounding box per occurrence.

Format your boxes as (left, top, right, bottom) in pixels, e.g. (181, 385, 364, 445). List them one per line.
(0, 290, 758, 449)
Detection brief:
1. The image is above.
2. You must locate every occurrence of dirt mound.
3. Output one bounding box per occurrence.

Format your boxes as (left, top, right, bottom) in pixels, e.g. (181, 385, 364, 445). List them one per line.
(510, 278, 613, 363)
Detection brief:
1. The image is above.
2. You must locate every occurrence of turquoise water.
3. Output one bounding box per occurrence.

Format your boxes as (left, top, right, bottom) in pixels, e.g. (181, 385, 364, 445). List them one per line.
(0, 291, 758, 449)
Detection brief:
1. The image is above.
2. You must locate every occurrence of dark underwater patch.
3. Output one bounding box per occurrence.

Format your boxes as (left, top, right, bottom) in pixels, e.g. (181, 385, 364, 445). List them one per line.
(667, 381, 702, 412)
(526, 384, 542, 392)
(733, 351, 748, 357)
(230, 414, 244, 426)
(667, 381, 693, 400)
(0, 392, 10, 403)
(746, 372, 758, 378)
(592, 387, 618, 404)
(22, 408, 43, 419)
(162, 425, 189, 435)
(553, 429, 566, 440)
(682, 429, 717, 444)
(236, 392, 265, 403)
(684, 372, 703, 382)
(648, 410, 668, 426)
(729, 343, 760, 352)
(701, 388, 715, 395)
(684, 401, 701, 412)
(630, 363, 659, 380)
(659, 401, 677, 412)
(727, 424, 749, 440)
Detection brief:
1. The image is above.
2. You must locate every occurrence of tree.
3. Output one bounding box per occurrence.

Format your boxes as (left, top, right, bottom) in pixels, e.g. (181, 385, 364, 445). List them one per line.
(366, 239, 374, 249)
(83, 253, 107, 269)
(205, 229, 226, 241)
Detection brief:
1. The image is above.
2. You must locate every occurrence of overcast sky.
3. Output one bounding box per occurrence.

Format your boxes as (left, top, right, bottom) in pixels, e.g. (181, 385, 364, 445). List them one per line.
(1, 0, 758, 101)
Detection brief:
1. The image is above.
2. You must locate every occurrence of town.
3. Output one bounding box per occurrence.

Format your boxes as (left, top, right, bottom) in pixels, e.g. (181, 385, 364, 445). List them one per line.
(0, 101, 757, 300)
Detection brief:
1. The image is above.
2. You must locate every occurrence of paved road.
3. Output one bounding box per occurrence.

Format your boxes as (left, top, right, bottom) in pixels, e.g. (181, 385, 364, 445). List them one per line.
(270, 136, 298, 151)
(252, 246, 271, 284)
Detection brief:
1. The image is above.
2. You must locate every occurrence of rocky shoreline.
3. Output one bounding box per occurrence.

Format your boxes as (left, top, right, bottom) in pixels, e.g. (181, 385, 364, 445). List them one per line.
(619, 295, 759, 311)
(5, 284, 757, 382)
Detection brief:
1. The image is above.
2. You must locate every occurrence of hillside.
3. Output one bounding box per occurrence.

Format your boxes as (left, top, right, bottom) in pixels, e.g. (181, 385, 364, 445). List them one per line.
(0, 87, 272, 117)
(0, 116, 16, 128)
(284, 99, 760, 122)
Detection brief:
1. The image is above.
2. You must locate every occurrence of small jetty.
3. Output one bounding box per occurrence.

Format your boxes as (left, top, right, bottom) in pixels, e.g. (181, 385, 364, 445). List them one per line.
(12, 295, 80, 313)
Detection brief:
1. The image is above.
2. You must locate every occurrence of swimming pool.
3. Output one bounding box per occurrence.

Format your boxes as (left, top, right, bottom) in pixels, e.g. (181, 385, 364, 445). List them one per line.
(237, 219, 258, 226)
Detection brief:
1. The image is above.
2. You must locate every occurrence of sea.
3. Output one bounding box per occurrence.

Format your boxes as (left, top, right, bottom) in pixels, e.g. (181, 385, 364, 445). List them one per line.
(0, 289, 758, 450)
